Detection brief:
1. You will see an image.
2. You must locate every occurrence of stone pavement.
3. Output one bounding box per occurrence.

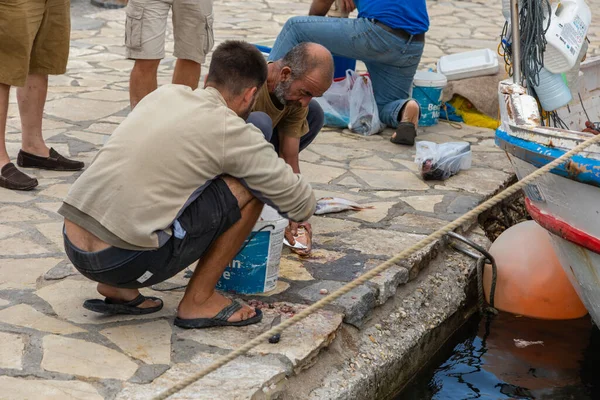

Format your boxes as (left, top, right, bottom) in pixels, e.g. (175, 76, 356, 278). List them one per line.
(2, 0, 599, 398)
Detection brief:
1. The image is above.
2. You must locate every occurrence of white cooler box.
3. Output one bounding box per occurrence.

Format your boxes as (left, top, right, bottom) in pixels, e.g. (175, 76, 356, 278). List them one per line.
(437, 49, 499, 81)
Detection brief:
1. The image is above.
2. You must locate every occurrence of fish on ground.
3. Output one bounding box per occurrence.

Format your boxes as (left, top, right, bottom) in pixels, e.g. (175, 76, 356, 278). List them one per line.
(314, 197, 374, 215)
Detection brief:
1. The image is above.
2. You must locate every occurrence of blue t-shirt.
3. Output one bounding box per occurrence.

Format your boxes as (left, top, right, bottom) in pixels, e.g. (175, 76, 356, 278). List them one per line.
(357, 0, 429, 35)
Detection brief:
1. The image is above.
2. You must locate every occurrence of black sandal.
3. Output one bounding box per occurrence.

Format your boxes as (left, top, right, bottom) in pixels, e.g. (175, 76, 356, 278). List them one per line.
(390, 122, 417, 146)
(174, 300, 263, 329)
(83, 294, 163, 315)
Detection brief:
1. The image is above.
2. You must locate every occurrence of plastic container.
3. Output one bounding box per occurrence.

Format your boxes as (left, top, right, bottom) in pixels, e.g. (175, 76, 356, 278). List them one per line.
(252, 44, 356, 80)
(564, 39, 589, 99)
(543, 0, 591, 73)
(532, 67, 573, 111)
(436, 49, 499, 81)
(411, 71, 448, 126)
(215, 206, 288, 294)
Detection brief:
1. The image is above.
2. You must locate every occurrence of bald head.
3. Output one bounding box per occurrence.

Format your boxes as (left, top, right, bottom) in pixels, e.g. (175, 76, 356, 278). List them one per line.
(281, 42, 334, 85)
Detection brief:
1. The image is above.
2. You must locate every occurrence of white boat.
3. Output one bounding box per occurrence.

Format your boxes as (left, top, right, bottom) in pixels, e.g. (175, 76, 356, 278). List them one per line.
(495, 57, 600, 325)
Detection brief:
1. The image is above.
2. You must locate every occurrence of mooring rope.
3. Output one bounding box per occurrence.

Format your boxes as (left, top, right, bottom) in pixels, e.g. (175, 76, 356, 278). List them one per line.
(152, 132, 600, 400)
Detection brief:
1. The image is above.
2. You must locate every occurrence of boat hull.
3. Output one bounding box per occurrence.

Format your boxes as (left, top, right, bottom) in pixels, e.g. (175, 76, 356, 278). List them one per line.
(497, 131, 600, 325)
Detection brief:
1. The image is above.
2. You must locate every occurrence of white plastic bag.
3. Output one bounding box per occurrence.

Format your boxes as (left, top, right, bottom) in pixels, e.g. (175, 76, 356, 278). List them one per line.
(316, 70, 384, 136)
(414, 141, 472, 180)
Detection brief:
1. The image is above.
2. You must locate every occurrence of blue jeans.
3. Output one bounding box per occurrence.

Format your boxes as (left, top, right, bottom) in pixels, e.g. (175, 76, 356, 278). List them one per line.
(268, 17, 424, 128)
(247, 99, 324, 153)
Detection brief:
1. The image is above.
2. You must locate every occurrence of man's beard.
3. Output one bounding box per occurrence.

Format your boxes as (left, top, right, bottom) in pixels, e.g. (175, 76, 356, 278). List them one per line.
(274, 79, 293, 106)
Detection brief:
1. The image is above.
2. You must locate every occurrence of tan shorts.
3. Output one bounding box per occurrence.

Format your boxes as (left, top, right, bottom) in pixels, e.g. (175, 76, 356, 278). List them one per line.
(125, 0, 214, 64)
(0, 0, 71, 87)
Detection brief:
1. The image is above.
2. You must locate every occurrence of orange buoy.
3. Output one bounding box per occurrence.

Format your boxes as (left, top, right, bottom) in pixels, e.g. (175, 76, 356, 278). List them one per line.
(483, 220, 587, 320)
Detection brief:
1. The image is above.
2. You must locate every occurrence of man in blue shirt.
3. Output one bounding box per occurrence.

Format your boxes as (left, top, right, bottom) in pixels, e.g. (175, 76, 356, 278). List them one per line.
(268, 0, 429, 145)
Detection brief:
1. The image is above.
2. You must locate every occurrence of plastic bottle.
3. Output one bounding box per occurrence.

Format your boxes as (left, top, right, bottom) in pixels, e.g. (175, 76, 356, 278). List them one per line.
(543, 0, 592, 73)
(563, 39, 589, 99)
(531, 67, 573, 111)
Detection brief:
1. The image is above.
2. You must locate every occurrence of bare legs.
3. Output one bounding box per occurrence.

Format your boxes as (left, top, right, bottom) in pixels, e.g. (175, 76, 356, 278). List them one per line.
(129, 58, 201, 109)
(94, 176, 263, 322)
(0, 83, 10, 168)
(177, 176, 263, 322)
(1, 74, 53, 169)
(129, 59, 160, 109)
(17, 74, 50, 157)
(172, 59, 200, 90)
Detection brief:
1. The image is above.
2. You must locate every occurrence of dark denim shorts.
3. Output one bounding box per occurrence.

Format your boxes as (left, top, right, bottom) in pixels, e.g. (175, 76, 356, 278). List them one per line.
(63, 178, 241, 289)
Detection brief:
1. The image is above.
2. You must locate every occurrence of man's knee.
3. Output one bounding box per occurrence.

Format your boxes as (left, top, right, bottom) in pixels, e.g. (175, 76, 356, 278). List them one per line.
(247, 111, 273, 142)
(307, 100, 324, 132)
(221, 175, 255, 208)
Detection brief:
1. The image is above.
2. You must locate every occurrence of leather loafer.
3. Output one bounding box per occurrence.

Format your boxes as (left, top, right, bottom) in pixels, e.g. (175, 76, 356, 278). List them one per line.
(17, 148, 84, 171)
(0, 163, 38, 191)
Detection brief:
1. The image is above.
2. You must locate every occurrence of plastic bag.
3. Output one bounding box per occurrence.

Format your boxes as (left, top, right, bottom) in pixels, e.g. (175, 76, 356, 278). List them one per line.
(316, 70, 384, 136)
(415, 141, 472, 181)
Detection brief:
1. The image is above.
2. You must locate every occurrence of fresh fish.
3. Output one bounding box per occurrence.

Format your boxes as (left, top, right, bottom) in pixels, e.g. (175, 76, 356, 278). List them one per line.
(314, 197, 374, 215)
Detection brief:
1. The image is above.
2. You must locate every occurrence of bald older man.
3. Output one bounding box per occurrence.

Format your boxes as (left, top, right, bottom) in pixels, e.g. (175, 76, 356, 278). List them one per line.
(248, 43, 333, 248)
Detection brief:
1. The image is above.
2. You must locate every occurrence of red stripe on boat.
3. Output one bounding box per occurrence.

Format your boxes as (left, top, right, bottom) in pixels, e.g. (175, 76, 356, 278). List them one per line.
(526, 199, 600, 254)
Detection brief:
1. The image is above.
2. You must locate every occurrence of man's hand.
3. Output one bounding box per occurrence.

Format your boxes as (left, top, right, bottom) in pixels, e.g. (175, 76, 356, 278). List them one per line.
(285, 221, 313, 256)
(288, 221, 312, 239)
(309, 0, 336, 16)
(340, 0, 356, 12)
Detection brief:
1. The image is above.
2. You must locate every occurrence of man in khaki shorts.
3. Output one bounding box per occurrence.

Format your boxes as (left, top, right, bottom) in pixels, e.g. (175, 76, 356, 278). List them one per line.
(125, 0, 214, 109)
(0, 0, 84, 191)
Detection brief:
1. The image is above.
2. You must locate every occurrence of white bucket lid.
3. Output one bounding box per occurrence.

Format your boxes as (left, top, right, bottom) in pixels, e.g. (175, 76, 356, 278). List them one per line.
(413, 71, 448, 88)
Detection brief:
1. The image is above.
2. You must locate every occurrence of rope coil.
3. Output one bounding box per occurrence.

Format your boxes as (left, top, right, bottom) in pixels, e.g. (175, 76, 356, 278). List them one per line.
(153, 132, 600, 400)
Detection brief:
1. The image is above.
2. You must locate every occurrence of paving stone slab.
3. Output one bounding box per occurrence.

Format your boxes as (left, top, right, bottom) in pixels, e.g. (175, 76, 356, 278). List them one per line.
(0, 205, 50, 222)
(38, 183, 73, 199)
(35, 222, 65, 250)
(116, 353, 288, 400)
(0, 224, 22, 240)
(0, 190, 36, 203)
(364, 261, 410, 306)
(0, 258, 62, 290)
(445, 168, 511, 196)
(45, 97, 128, 122)
(336, 228, 426, 257)
(348, 201, 397, 223)
(310, 216, 361, 235)
(0, 331, 25, 370)
(353, 170, 429, 191)
(279, 258, 314, 281)
(0, 377, 103, 400)
(399, 195, 445, 213)
(0, 304, 85, 334)
(101, 320, 172, 365)
(42, 335, 139, 380)
(178, 306, 342, 370)
(299, 162, 346, 184)
(298, 281, 376, 328)
(389, 214, 449, 234)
